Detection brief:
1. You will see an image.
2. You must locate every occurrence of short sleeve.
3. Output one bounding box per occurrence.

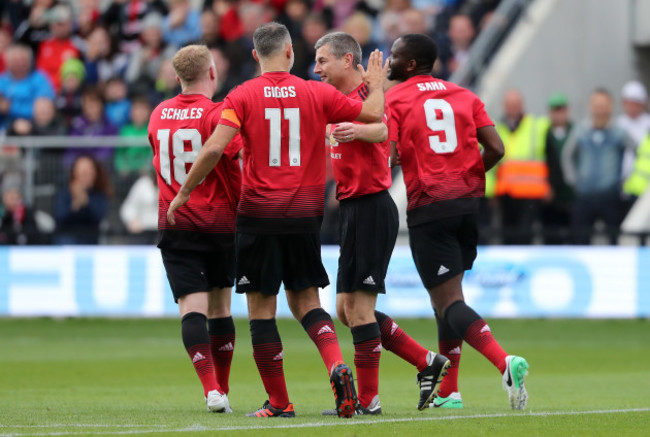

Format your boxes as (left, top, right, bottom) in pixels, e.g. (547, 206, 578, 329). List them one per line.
(388, 100, 400, 143)
(315, 82, 363, 124)
(219, 87, 245, 129)
(472, 95, 493, 128)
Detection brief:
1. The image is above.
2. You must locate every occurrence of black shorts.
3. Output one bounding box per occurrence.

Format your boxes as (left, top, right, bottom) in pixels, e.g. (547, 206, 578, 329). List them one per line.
(409, 213, 478, 289)
(337, 190, 398, 294)
(235, 232, 330, 295)
(161, 241, 236, 303)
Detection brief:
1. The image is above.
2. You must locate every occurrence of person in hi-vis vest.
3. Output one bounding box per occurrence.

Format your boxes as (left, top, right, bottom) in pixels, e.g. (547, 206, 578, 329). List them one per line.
(490, 89, 549, 244)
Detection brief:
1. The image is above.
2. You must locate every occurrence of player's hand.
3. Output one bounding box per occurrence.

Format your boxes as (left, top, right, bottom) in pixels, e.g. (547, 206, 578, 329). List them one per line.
(166, 191, 190, 226)
(358, 50, 388, 91)
(331, 122, 358, 143)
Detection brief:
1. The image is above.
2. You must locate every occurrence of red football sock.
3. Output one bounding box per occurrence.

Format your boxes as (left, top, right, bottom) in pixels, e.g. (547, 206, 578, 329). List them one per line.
(376, 311, 429, 371)
(209, 332, 235, 394)
(301, 309, 344, 374)
(352, 323, 382, 408)
(208, 317, 236, 395)
(182, 312, 220, 396)
(186, 344, 220, 396)
(437, 339, 462, 397)
(250, 319, 290, 409)
(463, 319, 507, 374)
(252, 340, 290, 409)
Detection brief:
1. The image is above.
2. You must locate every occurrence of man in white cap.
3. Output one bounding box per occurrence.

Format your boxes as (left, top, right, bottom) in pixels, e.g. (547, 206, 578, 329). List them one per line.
(617, 80, 650, 178)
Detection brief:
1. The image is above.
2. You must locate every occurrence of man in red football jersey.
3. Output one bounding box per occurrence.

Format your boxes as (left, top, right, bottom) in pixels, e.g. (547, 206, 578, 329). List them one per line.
(166, 22, 387, 418)
(386, 34, 530, 410)
(149, 44, 241, 413)
(313, 32, 450, 415)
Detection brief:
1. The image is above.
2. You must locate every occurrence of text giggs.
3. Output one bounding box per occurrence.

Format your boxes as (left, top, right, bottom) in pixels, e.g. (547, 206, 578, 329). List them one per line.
(264, 86, 296, 98)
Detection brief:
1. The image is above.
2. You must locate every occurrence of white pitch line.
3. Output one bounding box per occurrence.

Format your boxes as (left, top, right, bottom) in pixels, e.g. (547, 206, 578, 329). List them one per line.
(1, 408, 649, 436)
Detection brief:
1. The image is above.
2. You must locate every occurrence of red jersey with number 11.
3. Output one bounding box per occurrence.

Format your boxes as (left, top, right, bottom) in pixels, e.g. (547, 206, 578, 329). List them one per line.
(219, 72, 363, 234)
(387, 75, 493, 227)
(149, 94, 242, 251)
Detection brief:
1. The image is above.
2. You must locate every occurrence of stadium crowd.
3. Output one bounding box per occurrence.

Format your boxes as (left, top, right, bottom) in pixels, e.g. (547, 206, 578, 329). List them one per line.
(0, 0, 648, 246)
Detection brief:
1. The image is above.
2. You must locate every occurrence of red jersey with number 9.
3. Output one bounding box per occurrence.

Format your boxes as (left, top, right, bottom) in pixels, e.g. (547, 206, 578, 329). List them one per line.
(148, 94, 242, 251)
(387, 75, 493, 227)
(219, 72, 363, 234)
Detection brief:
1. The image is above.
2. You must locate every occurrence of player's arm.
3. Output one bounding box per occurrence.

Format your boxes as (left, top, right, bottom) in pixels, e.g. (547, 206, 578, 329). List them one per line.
(356, 49, 388, 123)
(331, 121, 387, 143)
(166, 124, 239, 225)
(477, 125, 504, 172)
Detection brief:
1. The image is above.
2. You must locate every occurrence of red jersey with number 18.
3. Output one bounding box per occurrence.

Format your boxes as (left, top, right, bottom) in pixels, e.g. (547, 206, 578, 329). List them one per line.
(387, 75, 493, 227)
(219, 72, 363, 234)
(149, 94, 242, 251)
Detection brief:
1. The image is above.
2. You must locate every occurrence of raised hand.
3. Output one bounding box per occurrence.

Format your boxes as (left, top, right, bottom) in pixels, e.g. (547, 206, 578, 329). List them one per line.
(358, 49, 389, 92)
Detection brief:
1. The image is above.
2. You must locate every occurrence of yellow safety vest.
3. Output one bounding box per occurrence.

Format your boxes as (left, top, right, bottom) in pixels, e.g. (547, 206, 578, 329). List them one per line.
(623, 134, 650, 196)
(487, 115, 550, 199)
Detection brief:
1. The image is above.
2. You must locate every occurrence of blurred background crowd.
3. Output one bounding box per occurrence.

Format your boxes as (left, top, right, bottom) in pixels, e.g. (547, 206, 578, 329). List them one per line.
(0, 0, 649, 247)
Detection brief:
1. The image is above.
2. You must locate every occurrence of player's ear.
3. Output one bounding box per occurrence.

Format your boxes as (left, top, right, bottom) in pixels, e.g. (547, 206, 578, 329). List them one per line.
(285, 43, 293, 59)
(175, 75, 181, 86)
(252, 49, 260, 64)
(209, 64, 216, 81)
(345, 52, 354, 69)
(406, 59, 417, 73)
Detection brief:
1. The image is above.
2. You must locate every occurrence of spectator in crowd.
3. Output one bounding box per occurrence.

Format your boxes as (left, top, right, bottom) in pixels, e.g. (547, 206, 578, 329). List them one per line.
(562, 89, 636, 245)
(341, 12, 378, 69)
(104, 77, 131, 129)
(0, 173, 41, 245)
(76, 0, 102, 38)
(623, 131, 650, 210)
(35, 4, 82, 92)
(83, 26, 129, 84)
(151, 59, 182, 105)
(199, 8, 221, 46)
(161, 0, 202, 48)
(617, 80, 650, 179)
(492, 89, 549, 244)
(541, 93, 574, 244)
(292, 12, 329, 79)
(0, 25, 12, 73)
(54, 154, 112, 245)
(119, 170, 158, 244)
(277, 0, 311, 39)
(102, 0, 168, 54)
(31, 97, 67, 136)
(56, 58, 85, 127)
(210, 45, 242, 102)
(445, 13, 475, 75)
(66, 86, 118, 167)
(0, 44, 55, 129)
(11, 0, 56, 55)
(125, 13, 176, 95)
(114, 95, 152, 175)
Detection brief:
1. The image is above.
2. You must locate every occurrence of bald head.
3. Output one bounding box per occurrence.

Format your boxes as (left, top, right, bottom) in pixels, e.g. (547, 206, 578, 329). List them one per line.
(503, 89, 524, 119)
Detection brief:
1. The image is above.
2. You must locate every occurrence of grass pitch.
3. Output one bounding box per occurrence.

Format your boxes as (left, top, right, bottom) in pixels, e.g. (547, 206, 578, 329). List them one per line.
(0, 317, 648, 436)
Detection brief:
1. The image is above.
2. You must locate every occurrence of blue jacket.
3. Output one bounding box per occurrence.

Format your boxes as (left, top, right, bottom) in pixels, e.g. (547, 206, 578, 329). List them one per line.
(0, 70, 55, 127)
(562, 121, 635, 195)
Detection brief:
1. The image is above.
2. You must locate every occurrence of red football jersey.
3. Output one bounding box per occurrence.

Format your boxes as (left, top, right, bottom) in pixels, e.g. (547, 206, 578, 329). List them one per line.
(219, 72, 363, 233)
(329, 84, 391, 200)
(387, 75, 493, 226)
(149, 94, 242, 251)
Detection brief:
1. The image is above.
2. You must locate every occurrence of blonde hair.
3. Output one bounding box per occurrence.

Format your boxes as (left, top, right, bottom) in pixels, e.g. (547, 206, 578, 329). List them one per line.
(171, 45, 213, 85)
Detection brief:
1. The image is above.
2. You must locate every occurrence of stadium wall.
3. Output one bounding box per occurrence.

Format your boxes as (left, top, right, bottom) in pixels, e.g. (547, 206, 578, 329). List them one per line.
(479, 0, 639, 120)
(1, 245, 648, 318)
